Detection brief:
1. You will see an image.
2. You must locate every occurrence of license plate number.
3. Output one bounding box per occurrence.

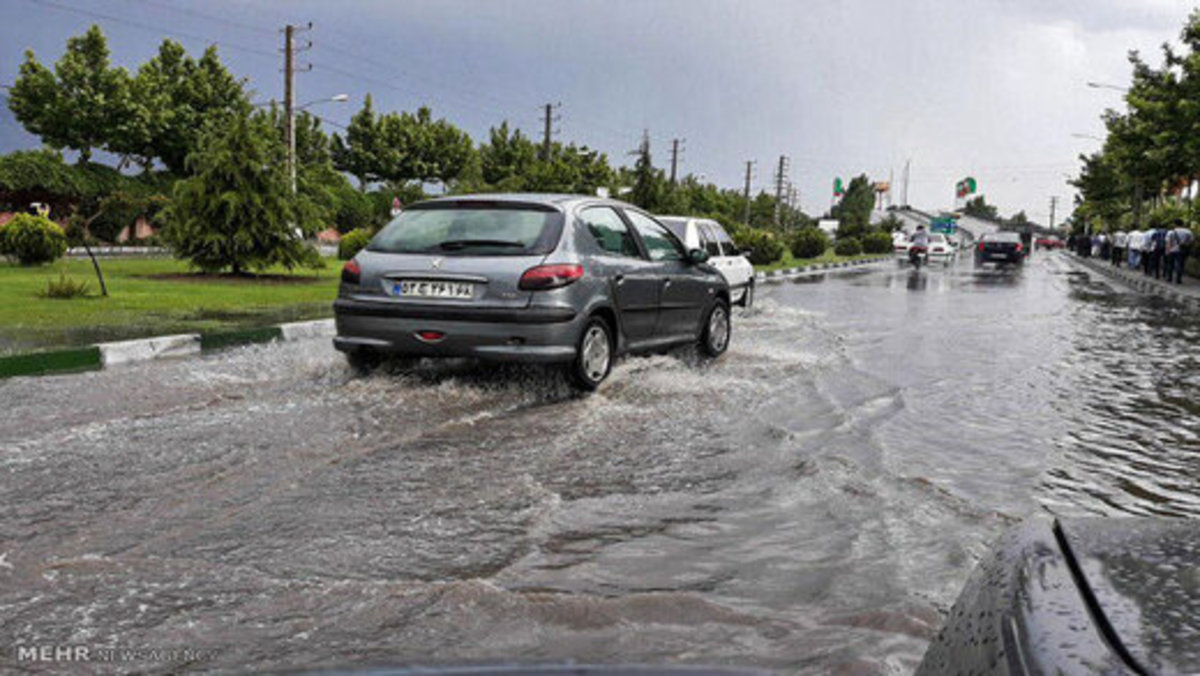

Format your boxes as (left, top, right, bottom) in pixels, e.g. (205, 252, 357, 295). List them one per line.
(988, 253, 1008, 259)
(387, 280, 474, 299)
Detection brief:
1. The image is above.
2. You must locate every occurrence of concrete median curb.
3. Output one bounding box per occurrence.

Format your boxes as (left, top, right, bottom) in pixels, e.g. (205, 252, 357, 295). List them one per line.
(0, 318, 336, 380)
(755, 256, 890, 283)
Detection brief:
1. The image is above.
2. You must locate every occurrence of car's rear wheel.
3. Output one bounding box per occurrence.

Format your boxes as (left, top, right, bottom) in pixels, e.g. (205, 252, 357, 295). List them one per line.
(739, 281, 755, 308)
(569, 317, 613, 391)
(699, 299, 731, 358)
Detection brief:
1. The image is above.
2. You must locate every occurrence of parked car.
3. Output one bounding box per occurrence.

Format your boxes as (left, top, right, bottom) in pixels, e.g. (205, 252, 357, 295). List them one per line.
(1035, 235, 1065, 249)
(657, 216, 755, 308)
(917, 517, 1200, 675)
(974, 231, 1025, 267)
(333, 194, 733, 390)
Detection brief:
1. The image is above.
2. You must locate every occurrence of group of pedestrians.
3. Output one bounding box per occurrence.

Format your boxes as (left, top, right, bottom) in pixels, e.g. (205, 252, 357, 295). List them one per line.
(1068, 219, 1194, 284)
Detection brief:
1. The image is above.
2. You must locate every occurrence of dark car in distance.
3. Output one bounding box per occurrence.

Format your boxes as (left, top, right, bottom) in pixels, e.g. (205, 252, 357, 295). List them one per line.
(333, 194, 732, 390)
(975, 231, 1025, 267)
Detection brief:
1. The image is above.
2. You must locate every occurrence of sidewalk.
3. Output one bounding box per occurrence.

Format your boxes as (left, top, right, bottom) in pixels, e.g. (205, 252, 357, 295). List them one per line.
(1065, 252, 1200, 306)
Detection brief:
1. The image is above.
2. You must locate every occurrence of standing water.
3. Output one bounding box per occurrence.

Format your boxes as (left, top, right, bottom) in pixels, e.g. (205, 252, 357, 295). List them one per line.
(1, 253, 1197, 673)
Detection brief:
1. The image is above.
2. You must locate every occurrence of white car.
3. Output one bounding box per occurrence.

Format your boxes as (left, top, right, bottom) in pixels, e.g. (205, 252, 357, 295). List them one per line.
(658, 216, 755, 307)
(895, 231, 956, 264)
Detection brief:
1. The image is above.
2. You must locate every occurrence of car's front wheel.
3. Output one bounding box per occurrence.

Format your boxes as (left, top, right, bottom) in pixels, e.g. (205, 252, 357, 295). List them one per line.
(699, 299, 731, 358)
(569, 317, 613, 391)
(739, 281, 755, 309)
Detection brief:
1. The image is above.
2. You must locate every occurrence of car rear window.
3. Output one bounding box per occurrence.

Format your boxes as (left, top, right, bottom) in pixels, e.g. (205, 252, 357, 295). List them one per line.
(983, 232, 1021, 242)
(369, 202, 564, 255)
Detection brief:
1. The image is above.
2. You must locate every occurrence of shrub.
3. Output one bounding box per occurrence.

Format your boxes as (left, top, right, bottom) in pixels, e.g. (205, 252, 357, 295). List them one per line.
(0, 213, 69, 265)
(731, 228, 784, 265)
(335, 191, 376, 234)
(338, 228, 373, 260)
(861, 231, 893, 254)
(834, 237, 862, 256)
(43, 271, 90, 299)
(789, 228, 829, 259)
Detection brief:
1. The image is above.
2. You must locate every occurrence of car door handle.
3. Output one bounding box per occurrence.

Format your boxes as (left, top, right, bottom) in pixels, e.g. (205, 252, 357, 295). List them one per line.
(614, 274, 625, 285)
(662, 278, 672, 287)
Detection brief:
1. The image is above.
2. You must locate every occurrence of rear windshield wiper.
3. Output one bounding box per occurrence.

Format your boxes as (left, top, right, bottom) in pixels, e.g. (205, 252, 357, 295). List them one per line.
(435, 239, 527, 251)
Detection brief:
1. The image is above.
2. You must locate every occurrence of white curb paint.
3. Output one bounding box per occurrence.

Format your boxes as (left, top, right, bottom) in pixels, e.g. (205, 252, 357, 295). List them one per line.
(97, 333, 201, 367)
(279, 318, 336, 341)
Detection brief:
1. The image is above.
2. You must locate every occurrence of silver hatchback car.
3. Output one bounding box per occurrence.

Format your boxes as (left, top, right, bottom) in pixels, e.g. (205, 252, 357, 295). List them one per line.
(333, 194, 732, 389)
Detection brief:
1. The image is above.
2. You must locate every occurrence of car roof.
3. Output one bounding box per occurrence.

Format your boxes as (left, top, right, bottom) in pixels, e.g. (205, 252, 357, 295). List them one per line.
(413, 192, 631, 212)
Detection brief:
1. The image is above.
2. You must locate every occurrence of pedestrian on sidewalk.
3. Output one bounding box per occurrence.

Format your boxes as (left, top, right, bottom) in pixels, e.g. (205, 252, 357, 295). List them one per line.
(1151, 227, 1166, 279)
(1099, 232, 1111, 261)
(1113, 230, 1127, 267)
(1165, 227, 1181, 285)
(1172, 220, 1194, 284)
(1142, 229, 1156, 275)
(1128, 230, 1144, 269)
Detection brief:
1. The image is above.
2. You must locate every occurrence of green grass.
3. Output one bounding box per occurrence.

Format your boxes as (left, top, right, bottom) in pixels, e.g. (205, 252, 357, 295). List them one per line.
(0, 257, 341, 355)
(753, 250, 885, 273)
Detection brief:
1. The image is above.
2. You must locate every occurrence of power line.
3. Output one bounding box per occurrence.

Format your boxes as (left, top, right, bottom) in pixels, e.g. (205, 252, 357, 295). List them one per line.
(21, 0, 280, 60)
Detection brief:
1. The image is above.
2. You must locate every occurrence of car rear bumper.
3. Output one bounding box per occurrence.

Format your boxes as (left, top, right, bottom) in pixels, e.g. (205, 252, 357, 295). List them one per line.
(332, 298, 582, 363)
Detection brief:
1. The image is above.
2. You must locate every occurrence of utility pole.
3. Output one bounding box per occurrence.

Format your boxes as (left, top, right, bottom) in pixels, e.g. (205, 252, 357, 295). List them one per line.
(669, 138, 684, 184)
(902, 159, 911, 207)
(283, 23, 311, 195)
(888, 168, 894, 208)
(742, 160, 755, 226)
(541, 103, 560, 161)
(773, 155, 789, 227)
(1049, 196, 1059, 230)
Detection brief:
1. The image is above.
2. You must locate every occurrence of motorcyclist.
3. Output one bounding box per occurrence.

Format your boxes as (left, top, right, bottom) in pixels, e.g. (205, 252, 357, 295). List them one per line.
(908, 225, 929, 268)
(909, 225, 930, 248)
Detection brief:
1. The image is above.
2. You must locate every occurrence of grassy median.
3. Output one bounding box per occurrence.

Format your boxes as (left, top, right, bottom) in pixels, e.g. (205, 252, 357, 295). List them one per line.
(753, 250, 884, 274)
(0, 257, 340, 355)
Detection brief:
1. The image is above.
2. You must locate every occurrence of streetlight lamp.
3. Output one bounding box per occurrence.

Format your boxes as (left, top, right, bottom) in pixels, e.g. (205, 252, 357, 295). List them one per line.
(297, 93, 349, 110)
(1087, 81, 1128, 93)
(1071, 133, 1104, 141)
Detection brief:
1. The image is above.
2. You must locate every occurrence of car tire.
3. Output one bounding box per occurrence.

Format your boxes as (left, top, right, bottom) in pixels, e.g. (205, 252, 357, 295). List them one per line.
(346, 349, 382, 374)
(698, 298, 731, 358)
(739, 281, 755, 308)
(569, 316, 613, 391)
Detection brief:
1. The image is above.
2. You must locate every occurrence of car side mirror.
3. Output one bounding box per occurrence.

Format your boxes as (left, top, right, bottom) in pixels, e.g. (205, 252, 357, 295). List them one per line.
(740, 248, 754, 258)
(686, 248, 710, 264)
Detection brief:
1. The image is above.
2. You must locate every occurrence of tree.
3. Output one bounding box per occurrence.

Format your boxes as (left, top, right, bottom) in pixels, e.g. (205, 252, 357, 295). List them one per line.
(831, 174, 874, 239)
(629, 132, 665, 211)
(164, 110, 320, 274)
(963, 195, 999, 220)
(8, 25, 132, 164)
(130, 42, 249, 174)
(332, 95, 388, 189)
(479, 122, 538, 186)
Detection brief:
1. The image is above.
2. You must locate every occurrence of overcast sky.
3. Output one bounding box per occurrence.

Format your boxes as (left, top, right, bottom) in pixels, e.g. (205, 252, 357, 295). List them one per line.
(2, 0, 1195, 222)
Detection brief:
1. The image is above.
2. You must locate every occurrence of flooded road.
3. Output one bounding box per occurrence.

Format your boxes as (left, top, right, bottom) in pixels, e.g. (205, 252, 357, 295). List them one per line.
(2, 252, 1199, 674)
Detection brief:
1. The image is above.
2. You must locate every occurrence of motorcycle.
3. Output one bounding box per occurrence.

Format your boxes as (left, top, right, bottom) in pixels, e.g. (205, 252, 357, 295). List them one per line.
(908, 245, 928, 270)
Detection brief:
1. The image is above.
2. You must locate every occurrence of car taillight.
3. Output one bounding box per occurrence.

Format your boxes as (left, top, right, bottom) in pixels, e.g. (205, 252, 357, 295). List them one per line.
(977, 242, 985, 252)
(341, 259, 361, 285)
(1016, 243, 1023, 253)
(519, 264, 584, 290)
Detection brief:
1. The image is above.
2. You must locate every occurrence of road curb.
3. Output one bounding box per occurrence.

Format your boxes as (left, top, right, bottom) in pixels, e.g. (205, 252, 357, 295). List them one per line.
(1, 318, 336, 380)
(1065, 254, 1200, 307)
(755, 256, 890, 283)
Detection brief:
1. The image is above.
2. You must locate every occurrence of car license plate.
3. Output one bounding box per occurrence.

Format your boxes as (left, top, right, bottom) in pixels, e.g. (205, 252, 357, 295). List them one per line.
(988, 253, 1008, 260)
(386, 279, 474, 299)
